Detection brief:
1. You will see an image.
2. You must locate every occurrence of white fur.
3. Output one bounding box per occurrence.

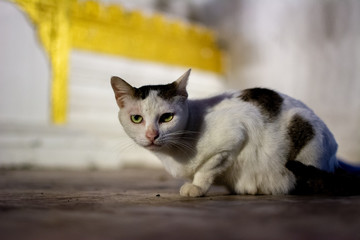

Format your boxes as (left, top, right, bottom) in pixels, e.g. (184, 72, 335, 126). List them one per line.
(111, 71, 338, 197)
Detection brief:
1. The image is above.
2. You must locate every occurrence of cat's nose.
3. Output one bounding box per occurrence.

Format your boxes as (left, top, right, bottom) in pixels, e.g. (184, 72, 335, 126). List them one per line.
(145, 129, 159, 142)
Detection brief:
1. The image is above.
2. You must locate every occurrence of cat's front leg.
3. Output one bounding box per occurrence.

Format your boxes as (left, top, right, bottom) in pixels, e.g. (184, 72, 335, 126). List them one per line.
(180, 152, 232, 197)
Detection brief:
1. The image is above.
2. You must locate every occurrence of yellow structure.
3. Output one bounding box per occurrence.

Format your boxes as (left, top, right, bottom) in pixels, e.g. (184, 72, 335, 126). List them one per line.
(12, 0, 224, 124)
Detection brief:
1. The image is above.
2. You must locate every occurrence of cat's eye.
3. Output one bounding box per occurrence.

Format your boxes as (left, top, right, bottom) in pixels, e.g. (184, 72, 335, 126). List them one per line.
(159, 113, 174, 123)
(131, 115, 143, 124)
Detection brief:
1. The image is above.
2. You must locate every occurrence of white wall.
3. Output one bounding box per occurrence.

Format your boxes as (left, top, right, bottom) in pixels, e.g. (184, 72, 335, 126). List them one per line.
(0, 1, 50, 124)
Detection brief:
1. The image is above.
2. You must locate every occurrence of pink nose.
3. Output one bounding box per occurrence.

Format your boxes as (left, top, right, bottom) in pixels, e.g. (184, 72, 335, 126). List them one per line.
(146, 129, 159, 142)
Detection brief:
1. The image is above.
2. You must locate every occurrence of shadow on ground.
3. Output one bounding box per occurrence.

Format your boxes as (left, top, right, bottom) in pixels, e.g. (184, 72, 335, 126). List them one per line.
(0, 169, 359, 240)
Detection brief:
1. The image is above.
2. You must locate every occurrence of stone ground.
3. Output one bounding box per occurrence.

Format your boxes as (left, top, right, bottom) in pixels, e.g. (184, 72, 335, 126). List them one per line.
(1, 168, 360, 240)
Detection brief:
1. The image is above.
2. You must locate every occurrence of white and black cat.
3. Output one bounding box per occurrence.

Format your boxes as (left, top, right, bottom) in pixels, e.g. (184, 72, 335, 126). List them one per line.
(111, 69, 360, 197)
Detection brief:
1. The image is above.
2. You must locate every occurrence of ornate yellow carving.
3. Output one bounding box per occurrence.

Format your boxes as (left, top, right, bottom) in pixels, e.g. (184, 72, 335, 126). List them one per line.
(70, 1, 223, 73)
(11, 0, 223, 124)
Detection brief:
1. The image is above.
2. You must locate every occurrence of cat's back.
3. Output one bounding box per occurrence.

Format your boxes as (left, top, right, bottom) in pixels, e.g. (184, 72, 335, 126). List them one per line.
(195, 87, 312, 124)
(190, 87, 309, 132)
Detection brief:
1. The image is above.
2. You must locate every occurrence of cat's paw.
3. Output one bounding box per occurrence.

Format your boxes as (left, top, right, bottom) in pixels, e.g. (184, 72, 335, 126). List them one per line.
(180, 183, 205, 197)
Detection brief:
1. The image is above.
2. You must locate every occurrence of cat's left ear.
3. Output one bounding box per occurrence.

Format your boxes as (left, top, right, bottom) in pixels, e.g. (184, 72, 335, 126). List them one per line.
(175, 68, 191, 98)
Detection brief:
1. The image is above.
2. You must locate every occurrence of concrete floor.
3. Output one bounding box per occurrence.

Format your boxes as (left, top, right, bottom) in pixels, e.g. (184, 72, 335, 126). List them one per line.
(1, 168, 360, 240)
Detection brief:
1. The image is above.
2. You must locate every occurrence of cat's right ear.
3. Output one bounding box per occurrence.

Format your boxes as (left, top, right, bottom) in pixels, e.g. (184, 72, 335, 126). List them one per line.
(111, 76, 134, 108)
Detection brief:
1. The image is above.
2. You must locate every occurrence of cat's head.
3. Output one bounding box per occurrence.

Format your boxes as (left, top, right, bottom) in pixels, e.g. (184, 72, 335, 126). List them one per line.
(111, 69, 191, 151)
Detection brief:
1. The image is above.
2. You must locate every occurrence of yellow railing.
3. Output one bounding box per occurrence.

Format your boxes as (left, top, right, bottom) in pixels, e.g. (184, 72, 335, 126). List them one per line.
(14, 0, 70, 124)
(12, 0, 224, 124)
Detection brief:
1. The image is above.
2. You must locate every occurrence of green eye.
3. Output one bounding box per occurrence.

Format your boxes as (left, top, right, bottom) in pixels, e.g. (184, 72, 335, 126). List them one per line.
(159, 113, 174, 123)
(131, 115, 143, 124)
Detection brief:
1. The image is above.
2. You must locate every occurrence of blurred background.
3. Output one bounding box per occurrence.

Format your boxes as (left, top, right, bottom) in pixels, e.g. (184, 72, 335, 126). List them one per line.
(0, 0, 359, 170)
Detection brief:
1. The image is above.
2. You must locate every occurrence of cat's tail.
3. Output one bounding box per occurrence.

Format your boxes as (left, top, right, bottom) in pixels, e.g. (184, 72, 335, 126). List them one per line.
(337, 160, 360, 176)
(286, 160, 360, 196)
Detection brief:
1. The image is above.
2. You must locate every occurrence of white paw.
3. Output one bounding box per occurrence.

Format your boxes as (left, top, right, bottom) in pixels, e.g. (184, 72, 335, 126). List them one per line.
(180, 183, 205, 197)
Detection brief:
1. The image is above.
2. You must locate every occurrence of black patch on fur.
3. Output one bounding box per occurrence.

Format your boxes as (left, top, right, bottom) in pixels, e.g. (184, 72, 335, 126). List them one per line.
(239, 88, 283, 119)
(133, 82, 178, 100)
(287, 114, 315, 161)
(286, 160, 360, 195)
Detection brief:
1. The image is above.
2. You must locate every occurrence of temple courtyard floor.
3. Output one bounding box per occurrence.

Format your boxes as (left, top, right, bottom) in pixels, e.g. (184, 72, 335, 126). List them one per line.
(0, 168, 359, 240)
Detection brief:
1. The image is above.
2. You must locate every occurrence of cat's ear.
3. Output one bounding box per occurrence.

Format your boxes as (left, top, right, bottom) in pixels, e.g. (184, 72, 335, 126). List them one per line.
(111, 76, 134, 108)
(175, 68, 191, 98)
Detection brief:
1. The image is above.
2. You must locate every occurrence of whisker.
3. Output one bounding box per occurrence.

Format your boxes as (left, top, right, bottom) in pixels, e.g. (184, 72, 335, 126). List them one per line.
(165, 143, 192, 159)
(164, 139, 197, 158)
(159, 129, 200, 157)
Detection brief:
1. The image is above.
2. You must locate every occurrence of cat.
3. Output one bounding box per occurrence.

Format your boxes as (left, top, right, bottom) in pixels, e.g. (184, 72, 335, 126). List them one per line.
(111, 69, 359, 197)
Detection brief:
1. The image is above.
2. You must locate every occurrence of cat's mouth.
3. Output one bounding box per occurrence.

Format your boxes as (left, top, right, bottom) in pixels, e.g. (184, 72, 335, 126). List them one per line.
(145, 143, 162, 151)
